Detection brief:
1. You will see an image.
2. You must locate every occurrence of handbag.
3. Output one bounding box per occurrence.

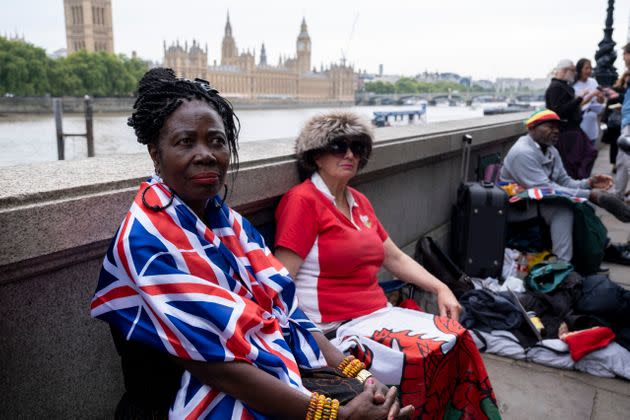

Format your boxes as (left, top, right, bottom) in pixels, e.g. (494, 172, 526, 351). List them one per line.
(525, 260, 574, 293)
(299, 367, 364, 404)
(414, 236, 473, 298)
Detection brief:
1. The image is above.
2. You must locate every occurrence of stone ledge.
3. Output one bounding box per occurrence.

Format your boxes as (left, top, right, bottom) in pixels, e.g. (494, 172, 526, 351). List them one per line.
(0, 112, 528, 275)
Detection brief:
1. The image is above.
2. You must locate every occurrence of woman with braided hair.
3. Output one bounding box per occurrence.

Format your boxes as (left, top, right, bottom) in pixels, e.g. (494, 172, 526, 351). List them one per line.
(90, 68, 412, 419)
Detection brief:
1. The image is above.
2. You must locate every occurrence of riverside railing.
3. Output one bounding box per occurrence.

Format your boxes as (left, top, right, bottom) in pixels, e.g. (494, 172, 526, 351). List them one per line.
(53, 96, 95, 160)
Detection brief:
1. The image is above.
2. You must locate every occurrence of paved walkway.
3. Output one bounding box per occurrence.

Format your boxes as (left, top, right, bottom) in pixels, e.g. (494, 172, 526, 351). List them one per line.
(484, 144, 630, 420)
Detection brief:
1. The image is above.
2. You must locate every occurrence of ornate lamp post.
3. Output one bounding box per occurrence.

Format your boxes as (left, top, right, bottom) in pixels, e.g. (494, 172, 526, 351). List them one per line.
(594, 0, 618, 86)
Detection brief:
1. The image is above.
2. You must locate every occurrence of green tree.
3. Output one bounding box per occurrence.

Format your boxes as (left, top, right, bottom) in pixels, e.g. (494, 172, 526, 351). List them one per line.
(0, 37, 51, 95)
(0, 36, 149, 96)
(123, 55, 149, 84)
(394, 77, 418, 94)
(471, 84, 492, 92)
(364, 80, 395, 94)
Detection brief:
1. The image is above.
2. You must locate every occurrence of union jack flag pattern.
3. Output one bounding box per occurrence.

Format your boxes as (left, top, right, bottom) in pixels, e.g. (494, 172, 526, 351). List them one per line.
(508, 187, 588, 204)
(91, 177, 325, 419)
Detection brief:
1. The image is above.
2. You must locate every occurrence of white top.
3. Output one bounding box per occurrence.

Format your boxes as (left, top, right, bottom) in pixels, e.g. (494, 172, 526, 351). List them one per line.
(573, 77, 604, 140)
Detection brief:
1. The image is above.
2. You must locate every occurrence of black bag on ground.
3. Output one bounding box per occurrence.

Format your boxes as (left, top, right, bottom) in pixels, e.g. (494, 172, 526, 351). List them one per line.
(414, 236, 473, 299)
(451, 135, 508, 279)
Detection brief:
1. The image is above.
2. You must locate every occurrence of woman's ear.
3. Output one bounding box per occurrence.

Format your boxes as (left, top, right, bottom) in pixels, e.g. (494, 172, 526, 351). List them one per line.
(148, 144, 160, 173)
(313, 152, 323, 170)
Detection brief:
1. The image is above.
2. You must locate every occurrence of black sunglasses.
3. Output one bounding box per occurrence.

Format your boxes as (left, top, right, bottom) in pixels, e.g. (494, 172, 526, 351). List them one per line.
(324, 138, 368, 158)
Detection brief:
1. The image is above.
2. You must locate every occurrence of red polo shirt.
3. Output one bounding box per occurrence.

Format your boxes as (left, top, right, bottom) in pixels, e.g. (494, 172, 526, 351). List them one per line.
(275, 174, 389, 323)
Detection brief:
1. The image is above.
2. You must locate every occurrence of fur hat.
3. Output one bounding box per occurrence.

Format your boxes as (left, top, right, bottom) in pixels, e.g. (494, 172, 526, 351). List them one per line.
(295, 111, 374, 156)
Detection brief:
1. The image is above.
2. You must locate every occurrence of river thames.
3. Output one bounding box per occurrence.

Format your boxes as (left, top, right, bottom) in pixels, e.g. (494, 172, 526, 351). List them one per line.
(0, 104, 489, 167)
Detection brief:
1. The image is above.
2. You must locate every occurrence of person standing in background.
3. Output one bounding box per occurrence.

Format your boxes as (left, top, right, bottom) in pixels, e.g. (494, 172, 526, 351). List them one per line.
(613, 43, 630, 201)
(545, 59, 600, 179)
(573, 58, 605, 144)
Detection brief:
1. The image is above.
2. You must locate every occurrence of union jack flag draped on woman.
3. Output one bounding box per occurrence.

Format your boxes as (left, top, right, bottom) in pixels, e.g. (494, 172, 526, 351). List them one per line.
(91, 177, 325, 419)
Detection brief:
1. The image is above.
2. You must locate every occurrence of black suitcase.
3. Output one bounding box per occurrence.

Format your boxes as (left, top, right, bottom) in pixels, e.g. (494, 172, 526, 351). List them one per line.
(451, 135, 507, 279)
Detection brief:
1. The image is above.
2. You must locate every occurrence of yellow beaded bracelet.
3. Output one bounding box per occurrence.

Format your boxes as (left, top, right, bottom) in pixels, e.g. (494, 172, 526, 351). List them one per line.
(341, 358, 365, 378)
(337, 355, 354, 372)
(305, 393, 340, 420)
(306, 392, 319, 420)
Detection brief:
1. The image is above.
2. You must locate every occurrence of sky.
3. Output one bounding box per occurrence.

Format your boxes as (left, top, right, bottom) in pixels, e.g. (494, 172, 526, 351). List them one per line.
(1, 0, 630, 81)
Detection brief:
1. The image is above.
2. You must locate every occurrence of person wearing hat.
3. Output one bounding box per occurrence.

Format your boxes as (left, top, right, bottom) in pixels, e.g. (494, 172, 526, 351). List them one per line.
(545, 59, 600, 179)
(500, 109, 630, 264)
(612, 43, 630, 201)
(273, 111, 501, 419)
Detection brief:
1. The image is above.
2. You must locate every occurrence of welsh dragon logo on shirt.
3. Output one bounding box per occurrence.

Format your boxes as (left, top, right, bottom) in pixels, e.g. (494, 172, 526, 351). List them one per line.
(360, 214, 372, 228)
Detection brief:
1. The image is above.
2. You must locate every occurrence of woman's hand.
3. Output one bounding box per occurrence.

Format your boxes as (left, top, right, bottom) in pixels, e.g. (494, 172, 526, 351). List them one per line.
(383, 238, 461, 319)
(436, 285, 462, 321)
(338, 380, 414, 420)
(580, 90, 598, 106)
(369, 377, 389, 405)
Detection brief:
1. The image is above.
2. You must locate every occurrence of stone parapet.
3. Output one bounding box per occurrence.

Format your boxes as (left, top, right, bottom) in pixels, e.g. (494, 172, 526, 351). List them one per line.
(0, 112, 528, 417)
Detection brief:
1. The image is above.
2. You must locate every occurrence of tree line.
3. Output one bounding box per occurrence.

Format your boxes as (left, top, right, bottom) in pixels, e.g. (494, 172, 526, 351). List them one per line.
(0, 37, 148, 97)
(364, 77, 492, 94)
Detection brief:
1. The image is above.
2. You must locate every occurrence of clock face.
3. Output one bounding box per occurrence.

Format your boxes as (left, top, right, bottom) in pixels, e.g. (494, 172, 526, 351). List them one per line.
(297, 41, 304, 51)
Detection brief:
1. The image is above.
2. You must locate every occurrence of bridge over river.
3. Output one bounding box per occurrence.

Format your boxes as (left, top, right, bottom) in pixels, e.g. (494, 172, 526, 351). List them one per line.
(355, 91, 545, 106)
(0, 113, 627, 419)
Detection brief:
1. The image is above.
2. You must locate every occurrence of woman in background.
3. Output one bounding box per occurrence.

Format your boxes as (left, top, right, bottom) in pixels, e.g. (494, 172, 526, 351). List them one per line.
(573, 58, 605, 144)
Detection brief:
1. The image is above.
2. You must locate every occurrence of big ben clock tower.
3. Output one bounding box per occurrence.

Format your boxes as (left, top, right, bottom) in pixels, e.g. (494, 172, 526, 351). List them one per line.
(296, 18, 311, 74)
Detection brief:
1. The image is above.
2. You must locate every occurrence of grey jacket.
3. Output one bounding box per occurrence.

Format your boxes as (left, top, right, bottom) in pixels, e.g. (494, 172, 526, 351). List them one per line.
(500, 134, 591, 199)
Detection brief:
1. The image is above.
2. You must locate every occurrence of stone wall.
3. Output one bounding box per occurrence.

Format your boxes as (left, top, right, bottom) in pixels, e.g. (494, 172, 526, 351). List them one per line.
(0, 113, 528, 418)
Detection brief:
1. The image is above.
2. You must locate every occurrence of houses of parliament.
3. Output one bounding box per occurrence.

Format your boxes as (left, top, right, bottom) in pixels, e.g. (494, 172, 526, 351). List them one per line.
(163, 15, 356, 102)
(62, 1, 355, 102)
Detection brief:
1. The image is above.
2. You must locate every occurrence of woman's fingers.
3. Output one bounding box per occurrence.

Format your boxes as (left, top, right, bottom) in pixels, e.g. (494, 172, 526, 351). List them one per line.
(383, 386, 398, 406)
(369, 378, 389, 404)
(450, 302, 462, 321)
(440, 301, 462, 321)
(396, 405, 415, 419)
(363, 377, 376, 392)
(387, 397, 400, 420)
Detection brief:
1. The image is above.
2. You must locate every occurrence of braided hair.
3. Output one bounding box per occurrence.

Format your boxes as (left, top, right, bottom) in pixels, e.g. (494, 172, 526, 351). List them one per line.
(128, 67, 241, 170)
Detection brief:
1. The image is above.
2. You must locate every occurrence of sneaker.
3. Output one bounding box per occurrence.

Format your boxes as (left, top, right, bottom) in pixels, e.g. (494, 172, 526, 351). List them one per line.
(603, 244, 630, 265)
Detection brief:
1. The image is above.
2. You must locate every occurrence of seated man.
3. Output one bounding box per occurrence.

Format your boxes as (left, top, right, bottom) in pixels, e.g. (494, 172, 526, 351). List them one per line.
(500, 109, 630, 264)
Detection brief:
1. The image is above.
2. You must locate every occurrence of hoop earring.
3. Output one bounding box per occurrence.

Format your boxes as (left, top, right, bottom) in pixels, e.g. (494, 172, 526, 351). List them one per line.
(142, 183, 174, 212)
(215, 184, 228, 209)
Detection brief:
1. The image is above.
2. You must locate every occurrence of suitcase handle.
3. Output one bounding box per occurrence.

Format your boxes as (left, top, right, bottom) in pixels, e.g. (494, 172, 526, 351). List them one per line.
(460, 134, 473, 183)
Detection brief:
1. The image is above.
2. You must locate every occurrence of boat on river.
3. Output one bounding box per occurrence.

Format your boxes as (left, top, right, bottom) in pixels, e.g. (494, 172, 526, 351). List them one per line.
(372, 103, 428, 127)
(483, 102, 533, 116)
